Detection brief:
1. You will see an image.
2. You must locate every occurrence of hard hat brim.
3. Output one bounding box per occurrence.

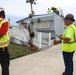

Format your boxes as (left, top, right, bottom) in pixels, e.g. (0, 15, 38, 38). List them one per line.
(64, 18, 75, 22)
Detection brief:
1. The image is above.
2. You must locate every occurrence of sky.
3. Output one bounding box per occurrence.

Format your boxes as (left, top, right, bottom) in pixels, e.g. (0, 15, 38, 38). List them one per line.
(0, 0, 76, 25)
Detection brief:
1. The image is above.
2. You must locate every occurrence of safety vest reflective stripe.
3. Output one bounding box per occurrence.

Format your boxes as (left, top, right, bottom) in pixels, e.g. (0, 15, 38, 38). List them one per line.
(63, 41, 76, 44)
(0, 40, 9, 46)
(70, 26, 76, 40)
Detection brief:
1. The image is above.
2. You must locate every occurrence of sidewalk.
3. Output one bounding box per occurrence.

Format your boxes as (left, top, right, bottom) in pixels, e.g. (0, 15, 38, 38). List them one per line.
(0, 44, 76, 75)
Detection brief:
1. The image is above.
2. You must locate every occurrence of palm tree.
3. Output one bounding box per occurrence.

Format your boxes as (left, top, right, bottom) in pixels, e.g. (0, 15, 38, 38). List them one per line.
(26, 0, 36, 15)
(26, 0, 37, 50)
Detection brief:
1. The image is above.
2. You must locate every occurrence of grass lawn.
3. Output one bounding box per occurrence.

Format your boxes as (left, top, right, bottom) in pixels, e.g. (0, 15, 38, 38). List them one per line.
(8, 43, 39, 60)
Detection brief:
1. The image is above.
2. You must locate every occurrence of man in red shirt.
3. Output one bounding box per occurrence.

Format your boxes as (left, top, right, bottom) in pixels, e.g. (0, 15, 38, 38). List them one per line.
(0, 7, 10, 75)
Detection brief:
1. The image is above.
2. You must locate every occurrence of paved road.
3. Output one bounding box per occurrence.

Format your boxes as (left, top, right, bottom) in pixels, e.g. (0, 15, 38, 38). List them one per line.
(0, 44, 76, 75)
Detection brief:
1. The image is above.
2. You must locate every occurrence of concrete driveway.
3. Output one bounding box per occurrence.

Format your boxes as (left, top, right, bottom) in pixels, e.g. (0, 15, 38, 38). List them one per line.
(0, 44, 76, 75)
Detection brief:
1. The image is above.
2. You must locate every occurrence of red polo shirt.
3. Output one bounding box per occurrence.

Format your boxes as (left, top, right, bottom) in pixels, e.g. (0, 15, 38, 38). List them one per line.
(0, 16, 8, 35)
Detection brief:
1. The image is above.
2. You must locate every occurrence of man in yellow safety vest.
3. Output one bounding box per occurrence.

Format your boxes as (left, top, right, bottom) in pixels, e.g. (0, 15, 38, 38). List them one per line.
(0, 7, 10, 75)
(51, 7, 59, 15)
(47, 8, 51, 14)
(58, 14, 76, 75)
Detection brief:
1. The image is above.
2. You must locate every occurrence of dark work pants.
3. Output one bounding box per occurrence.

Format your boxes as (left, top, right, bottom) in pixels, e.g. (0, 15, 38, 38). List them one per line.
(62, 51, 74, 75)
(0, 47, 10, 75)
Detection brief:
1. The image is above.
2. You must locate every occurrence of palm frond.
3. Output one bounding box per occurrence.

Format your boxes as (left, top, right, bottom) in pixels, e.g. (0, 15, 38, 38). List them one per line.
(26, 0, 37, 4)
(26, 0, 29, 3)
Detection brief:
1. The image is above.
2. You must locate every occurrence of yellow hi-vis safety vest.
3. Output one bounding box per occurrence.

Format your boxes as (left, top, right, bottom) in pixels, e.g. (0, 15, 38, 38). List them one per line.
(47, 9, 51, 14)
(62, 24, 76, 52)
(0, 20, 9, 48)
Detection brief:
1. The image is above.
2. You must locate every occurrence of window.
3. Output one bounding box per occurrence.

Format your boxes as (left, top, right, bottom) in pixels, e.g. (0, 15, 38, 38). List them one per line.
(34, 21, 50, 28)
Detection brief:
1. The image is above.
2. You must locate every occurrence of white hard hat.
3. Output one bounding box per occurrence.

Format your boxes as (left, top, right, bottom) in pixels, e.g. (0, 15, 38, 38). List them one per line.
(0, 6, 4, 12)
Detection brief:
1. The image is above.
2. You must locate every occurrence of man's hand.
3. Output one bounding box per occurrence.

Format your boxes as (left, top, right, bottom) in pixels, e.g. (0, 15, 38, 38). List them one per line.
(58, 35, 71, 42)
(58, 35, 63, 39)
